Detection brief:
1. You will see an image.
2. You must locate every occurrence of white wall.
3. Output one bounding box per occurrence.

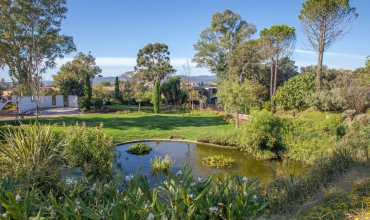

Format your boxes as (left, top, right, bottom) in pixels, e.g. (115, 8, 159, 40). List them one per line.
(68, 95, 78, 108)
(0, 95, 66, 113)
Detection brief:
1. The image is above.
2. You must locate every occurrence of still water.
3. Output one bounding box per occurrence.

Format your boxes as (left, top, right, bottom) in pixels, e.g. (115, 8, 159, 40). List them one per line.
(115, 141, 306, 187)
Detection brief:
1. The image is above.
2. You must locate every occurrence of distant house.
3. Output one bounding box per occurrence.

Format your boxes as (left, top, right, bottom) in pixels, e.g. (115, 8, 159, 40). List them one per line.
(192, 85, 217, 104)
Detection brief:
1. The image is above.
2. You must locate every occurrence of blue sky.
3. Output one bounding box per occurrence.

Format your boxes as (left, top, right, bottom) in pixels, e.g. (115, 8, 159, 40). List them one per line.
(1, 0, 369, 81)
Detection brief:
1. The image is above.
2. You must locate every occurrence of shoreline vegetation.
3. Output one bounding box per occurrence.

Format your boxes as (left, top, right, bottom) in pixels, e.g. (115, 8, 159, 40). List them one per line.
(0, 108, 369, 218)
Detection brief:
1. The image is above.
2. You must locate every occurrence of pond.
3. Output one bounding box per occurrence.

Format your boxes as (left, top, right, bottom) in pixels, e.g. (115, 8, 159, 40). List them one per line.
(115, 141, 306, 187)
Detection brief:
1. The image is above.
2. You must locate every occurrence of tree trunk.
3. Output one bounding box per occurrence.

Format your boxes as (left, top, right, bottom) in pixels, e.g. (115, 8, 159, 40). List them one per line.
(273, 58, 279, 96)
(317, 51, 323, 92)
(235, 109, 239, 129)
(270, 62, 274, 99)
(138, 102, 141, 113)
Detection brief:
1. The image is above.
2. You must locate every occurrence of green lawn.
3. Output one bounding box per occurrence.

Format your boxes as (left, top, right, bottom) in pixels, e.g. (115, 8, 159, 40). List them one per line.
(0, 112, 234, 143)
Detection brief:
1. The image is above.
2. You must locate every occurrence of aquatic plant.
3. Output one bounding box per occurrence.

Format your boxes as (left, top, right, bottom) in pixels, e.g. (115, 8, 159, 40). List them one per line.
(202, 155, 236, 168)
(150, 154, 175, 174)
(126, 143, 152, 155)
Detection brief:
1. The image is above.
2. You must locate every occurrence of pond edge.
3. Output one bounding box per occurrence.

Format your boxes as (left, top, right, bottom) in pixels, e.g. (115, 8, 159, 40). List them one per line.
(116, 139, 237, 150)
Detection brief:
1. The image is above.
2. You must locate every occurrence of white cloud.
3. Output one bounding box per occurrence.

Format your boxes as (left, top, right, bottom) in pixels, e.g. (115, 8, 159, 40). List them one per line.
(295, 49, 365, 59)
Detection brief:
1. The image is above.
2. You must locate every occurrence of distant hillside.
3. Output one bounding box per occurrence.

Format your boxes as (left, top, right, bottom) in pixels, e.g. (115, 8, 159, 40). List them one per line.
(177, 75, 216, 83)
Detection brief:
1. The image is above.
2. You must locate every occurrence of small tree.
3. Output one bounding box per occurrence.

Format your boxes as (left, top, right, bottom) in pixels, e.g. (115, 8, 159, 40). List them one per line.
(135, 92, 144, 113)
(218, 79, 266, 128)
(188, 90, 200, 113)
(114, 76, 122, 104)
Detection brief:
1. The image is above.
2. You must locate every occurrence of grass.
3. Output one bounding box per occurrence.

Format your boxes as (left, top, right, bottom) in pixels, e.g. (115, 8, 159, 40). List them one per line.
(106, 104, 154, 110)
(150, 154, 175, 174)
(0, 112, 234, 143)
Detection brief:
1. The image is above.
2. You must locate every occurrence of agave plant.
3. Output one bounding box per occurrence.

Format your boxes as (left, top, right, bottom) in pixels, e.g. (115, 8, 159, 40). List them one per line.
(0, 124, 64, 190)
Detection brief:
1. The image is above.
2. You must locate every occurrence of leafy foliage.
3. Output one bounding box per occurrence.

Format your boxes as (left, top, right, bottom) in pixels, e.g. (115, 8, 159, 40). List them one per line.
(53, 52, 102, 96)
(202, 155, 236, 168)
(192, 9, 256, 78)
(302, 89, 347, 111)
(0, 0, 76, 91)
(126, 143, 152, 155)
(273, 73, 316, 110)
(161, 76, 185, 105)
(63, 123, 115, 179)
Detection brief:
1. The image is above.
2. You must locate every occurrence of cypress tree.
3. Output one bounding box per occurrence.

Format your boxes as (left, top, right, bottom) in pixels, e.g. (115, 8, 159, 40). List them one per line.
(153, 79, 160, 114)
(114, 76, 121, 103)
(84, 73, 92, 110)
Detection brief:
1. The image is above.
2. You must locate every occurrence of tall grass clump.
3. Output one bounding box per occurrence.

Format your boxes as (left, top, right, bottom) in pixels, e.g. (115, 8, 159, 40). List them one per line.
(64, 122, 115, 179)
(150, 154, 174, 174)
(0, 124, 64, 191)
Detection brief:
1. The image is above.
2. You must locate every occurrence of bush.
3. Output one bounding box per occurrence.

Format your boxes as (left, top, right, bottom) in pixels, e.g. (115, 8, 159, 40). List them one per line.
(239, 110, 282, 158)
(93, 98, 104, 109)
(202, 155, 236, 168)
(273, 73, 316, 110)
(126, 143, 152, 155)
(303, 89, 347, 111)
(64, 122, 115, 179)
(0, 124, 64, 191)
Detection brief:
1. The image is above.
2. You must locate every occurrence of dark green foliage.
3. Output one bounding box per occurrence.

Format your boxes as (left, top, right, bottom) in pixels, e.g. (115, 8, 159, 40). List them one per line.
(126, 143, 152, 155)
(114, 76, 122, 103)
(273, 73, 316, 110)
(84, 73, 92, 110)
(153, 79, 160, 114)
(93, 98, 104, 109)
(161, 76, 185, 105)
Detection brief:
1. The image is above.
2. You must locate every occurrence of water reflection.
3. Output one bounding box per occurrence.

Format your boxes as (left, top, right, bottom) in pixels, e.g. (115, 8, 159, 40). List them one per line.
(114, 141, 306, 188)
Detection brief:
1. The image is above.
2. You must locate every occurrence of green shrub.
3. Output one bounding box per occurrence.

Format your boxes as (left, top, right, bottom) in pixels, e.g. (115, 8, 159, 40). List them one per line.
(93, 98, 104, 109)
(302, 89, 347, 111)
(0, 124, 64, 191)
(239, 110, 282, 158)
(202, 155, 236, 168)
(126, 143, 152, 155)
(150, 154, 175, 174)
(273, 73, 316, 110)
(64, 122, 115, 179)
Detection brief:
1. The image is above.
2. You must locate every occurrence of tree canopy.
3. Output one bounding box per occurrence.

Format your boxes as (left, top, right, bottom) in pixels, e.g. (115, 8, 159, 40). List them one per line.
(0, 0, 76, 93)
(192, 9, 256, 78)
(299, 0, 358, 92)
(53, 52, 101, 96)
(135, 43, 176, 113)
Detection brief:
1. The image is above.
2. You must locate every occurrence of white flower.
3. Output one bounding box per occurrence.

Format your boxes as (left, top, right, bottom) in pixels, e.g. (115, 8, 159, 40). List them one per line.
(99, 210, 104, 219)
(190, 182, 197, 187)
(242, 176, 248, 182)
(176, 170, 182, 177)
(218, 181, 223, 186)
(75, 201, 80, 205)
(104, 184, 109, 187)
(110, 203, 115, 207)
(116, 189, 120, 194)
(244, 191, 248, 196)
(126, 174, 134, 181)
(187, 194, 194, 200)
(15, 194, 21, 201)
(197, 177, 202, 182)
(253, 194, 257, 200)
(161, 214, 168, 220)
(209, 206, 218, 214)
(164, 180, 168, 186)
(147, 213, 155, 220)
(2, 213, 7, 217)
